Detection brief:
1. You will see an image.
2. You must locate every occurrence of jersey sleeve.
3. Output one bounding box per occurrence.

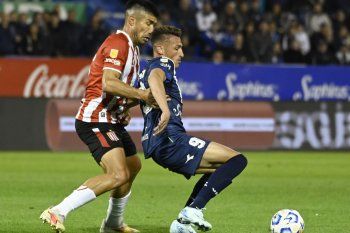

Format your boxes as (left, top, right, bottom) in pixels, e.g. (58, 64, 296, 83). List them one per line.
(101, 34, 129, 74)
(149, 57, 175, 84)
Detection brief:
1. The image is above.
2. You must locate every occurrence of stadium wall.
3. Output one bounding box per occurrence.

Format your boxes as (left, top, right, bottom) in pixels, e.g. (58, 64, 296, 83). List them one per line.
(0, 58, 349, 150)
(1, 58, 350, 101)
(45, 99, 275, 152)
(1, 98, 349, 151)
(0, 98, 49, 150)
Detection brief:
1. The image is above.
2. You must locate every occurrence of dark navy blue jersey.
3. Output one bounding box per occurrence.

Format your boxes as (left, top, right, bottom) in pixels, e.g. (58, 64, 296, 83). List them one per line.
(139, 56, 185, 158)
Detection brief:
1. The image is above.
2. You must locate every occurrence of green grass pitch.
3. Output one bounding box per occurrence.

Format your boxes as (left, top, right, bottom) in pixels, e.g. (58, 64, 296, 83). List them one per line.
(0, 151, 349, 233)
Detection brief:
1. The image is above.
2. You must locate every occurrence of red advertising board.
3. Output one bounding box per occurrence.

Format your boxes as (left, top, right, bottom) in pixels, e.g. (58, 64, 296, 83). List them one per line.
(0, 58, 90, 98)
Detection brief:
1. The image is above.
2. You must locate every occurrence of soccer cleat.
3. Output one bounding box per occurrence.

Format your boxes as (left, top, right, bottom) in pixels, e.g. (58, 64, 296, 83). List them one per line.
(100, 219, 140, 233)
(170, 219, 197, 233)
(40, 207, 65, 233)
(178, 207, 212, 232)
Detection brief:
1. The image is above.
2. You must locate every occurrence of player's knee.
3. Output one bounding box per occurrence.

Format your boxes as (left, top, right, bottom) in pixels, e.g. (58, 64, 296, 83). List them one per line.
(233, 154, 248, 170)
(127, 163, 141, 182)
(224, 152, 247, 167)
(126, 156, 142, 178)
(222, 150, 241, 163)
(131, 159, 142, 175)
(107, 170, 130, 189)
(117, 169, 130, 185)
(240, 154, 248, 168)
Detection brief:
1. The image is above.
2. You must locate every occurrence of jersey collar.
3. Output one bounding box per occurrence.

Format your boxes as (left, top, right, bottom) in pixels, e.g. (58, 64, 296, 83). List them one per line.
(159, 56, 176, 75)
(116, 30, 134, 48)
(160, 56, 175, 66)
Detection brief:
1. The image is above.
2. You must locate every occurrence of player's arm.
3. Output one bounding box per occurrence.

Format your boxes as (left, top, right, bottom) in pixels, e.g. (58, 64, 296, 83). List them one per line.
(125, 98, 140, 109)
(102, 70, 157, 107)
(148, 68, 171, 135)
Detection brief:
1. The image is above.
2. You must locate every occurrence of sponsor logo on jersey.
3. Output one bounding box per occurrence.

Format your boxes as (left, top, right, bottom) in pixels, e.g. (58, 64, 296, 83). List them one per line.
(160, 62, 171, 70)
(105, 58, 121, 66)
(110, 49, 119, 58)
(106, 131, 119, 141)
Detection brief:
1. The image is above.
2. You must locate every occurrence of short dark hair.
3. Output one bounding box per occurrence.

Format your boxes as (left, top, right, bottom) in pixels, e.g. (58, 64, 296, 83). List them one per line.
(151, 25, 182, 44)
(126, 0, 159, 18)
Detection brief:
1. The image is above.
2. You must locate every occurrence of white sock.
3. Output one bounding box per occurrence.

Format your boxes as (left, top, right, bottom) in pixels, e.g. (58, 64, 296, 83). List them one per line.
(105, 191, 131, 227)
(53, 186, 96, 218)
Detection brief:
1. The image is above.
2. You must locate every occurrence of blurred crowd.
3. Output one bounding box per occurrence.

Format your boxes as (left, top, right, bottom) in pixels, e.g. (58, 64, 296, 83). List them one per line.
(0, 8, 110, 57)
(1, 0, 350, 65)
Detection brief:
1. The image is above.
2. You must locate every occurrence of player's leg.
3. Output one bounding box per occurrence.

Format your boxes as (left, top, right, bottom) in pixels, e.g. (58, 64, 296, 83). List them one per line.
(190, 142, 247, 209)
(184, 173, 211, 207)
(185, 142, 244, 207)
(100, 128, 140, 233)
(101, 154, 141, 233)
(149, 136, 212, 231)
(40, 148, 129, 232)
(86, 148, 130, 194)
(179, 142, 247, 231)
(40, 121, 130, 232)
(184, 166, 221, 207)
(40, 148, 129, 226)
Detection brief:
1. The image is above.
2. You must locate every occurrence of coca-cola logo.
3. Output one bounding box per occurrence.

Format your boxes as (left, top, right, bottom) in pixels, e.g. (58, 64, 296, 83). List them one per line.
(23, 64, 90, 98)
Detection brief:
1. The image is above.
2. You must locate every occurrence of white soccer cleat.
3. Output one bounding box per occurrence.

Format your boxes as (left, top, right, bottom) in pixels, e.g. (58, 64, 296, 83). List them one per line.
(170, 219, 197, 233)
(100, 219, 140, 233)
(178, 207, 212, 231)
(40, 207, 65, 233)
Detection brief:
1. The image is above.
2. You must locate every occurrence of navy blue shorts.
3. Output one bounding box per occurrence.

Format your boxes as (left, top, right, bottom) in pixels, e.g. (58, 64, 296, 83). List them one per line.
(151, 133, 210, 179)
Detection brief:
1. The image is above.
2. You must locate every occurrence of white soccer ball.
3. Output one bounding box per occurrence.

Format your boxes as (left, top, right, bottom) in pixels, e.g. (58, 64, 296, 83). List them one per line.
(270, 209, 305, 233)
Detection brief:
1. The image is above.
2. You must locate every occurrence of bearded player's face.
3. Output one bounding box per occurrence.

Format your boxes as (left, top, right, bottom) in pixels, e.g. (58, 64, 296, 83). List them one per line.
(134, 12, 157, 45)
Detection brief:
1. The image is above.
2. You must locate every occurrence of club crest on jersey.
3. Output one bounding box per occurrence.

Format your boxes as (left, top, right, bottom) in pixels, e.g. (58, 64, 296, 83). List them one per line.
(106, 131, 119, 141)
(110, 49, 119, 58)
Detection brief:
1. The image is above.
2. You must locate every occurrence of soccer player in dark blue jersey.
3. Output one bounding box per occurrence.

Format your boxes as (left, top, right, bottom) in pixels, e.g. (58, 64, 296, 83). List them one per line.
(139, 26, 248, 232)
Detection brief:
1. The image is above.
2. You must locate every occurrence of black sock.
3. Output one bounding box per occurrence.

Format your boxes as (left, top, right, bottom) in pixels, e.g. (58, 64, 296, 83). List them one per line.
(189, 154, 248, 209)
(185, 173, 211, 207)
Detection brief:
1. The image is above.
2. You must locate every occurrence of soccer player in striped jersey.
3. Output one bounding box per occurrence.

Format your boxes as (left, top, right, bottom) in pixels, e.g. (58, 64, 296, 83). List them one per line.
(40, 1, 158, 232)
(139, 26, 248, 232)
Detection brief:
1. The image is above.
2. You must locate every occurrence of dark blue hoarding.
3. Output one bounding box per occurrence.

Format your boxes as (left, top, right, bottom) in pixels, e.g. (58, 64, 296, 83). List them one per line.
(149, 62, 350, 101)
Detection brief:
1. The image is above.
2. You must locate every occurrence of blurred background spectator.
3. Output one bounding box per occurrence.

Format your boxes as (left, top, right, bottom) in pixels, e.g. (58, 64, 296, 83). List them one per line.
(0, 0, 350, 65)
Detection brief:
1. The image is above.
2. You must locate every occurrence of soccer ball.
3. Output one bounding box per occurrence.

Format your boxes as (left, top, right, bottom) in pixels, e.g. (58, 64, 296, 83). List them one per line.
(170, 220, 196, 233)
(270, 209, 305, 233)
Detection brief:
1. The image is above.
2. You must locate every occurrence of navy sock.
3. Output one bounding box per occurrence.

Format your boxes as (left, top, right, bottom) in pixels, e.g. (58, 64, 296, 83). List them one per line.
(185, 173, 211, 207)
(190, 154, 248, 209)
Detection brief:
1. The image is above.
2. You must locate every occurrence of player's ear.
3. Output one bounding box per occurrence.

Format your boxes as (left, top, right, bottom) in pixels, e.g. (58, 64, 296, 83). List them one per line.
(127, 15, 136, 27)
(154, 44, 165, 56)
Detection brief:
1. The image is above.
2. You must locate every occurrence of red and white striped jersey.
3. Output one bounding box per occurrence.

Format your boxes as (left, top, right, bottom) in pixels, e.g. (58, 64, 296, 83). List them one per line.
(76, 30, 140, 123)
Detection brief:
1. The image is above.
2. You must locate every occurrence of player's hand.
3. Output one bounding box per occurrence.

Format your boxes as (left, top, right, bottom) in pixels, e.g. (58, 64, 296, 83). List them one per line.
(141, 89, 171, 108)
(142, 89, 158, 108)
(119, 110, 131, 126)
(153, 111, 170, 136)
